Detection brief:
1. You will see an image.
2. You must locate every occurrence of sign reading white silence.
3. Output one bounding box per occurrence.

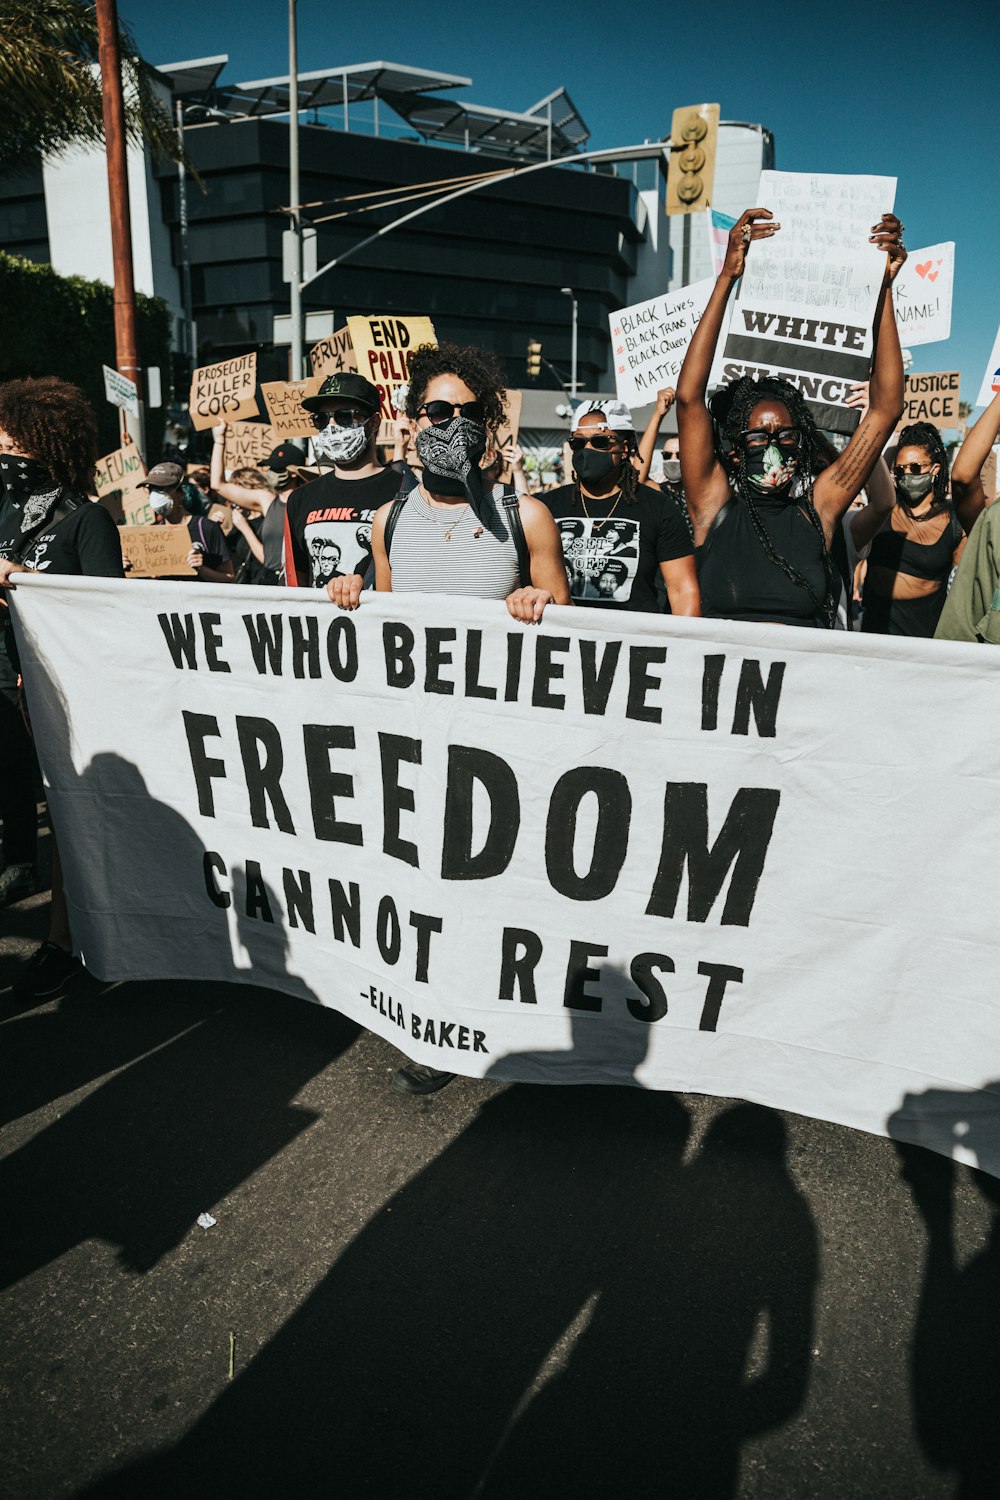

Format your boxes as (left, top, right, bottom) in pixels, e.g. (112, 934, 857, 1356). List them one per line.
(610, 279, 715, 407)
(10, 578, 1000, 1175)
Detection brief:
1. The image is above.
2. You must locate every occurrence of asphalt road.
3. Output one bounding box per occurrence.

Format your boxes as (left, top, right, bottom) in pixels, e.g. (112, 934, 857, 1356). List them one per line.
(2, 841, 996, 1500)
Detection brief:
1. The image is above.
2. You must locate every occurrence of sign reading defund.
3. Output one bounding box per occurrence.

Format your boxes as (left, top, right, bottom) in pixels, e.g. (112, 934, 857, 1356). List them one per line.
(11, 580, 1000, 1173)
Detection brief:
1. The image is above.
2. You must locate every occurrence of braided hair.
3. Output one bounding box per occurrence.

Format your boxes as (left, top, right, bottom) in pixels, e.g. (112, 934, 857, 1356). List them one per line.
(896, 421, 951, 512)
(723, 376, 838, 630)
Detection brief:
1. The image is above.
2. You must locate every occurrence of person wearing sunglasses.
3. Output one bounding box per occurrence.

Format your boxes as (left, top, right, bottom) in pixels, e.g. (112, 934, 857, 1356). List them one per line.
(541, 399, 699, 614)
(676, 207, 906, 628)
(284, 373, 401, 589)
(861, 421, 974, 637)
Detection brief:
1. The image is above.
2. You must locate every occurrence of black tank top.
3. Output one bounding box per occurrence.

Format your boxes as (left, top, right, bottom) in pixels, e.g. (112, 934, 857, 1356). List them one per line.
(698, 492, 830, 628)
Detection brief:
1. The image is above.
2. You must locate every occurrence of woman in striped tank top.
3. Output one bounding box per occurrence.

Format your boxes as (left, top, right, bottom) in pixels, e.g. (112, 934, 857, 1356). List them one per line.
(327, 343, 571, 624)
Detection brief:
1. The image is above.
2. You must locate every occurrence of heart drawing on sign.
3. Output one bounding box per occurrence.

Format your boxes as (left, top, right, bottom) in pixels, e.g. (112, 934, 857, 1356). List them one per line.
(915, 261, 933, 278)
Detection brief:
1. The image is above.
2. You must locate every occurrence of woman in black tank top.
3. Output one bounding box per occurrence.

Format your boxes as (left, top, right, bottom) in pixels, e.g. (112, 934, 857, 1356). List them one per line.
(676, 207, 908, 627)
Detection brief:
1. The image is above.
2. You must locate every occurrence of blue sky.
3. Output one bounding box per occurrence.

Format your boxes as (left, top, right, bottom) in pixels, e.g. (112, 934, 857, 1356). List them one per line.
(125, 0, 1000, 410)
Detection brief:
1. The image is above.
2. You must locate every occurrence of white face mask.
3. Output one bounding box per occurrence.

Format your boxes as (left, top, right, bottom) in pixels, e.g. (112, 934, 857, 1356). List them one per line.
(312, 420, 370, 466)
(150, 489, 175, 517)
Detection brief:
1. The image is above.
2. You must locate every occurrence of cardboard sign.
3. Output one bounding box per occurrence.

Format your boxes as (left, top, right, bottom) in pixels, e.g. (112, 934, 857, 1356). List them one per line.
(103, 364, 139, 416)
(94, 437, 146, 500)
(260, 377, 323, 440)
(347, 315, 437, 423)
(494, 389, 523, 482)
(611, 279, 715, 408)
(120, 525, 195, 577)
(976, 323, 1000, 409)
(223, 421, 278, 472)
(897, 371, 961, 431)
(982, 449, 998, 504)
(188, 353, 259, 431)
(309, 326, 358, 379)
(892, 242, 955, 348)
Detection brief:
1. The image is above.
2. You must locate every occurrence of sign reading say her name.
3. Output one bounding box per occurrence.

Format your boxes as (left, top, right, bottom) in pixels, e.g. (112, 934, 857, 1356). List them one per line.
(611, 279, 715, 408)
(188, 353, 259, 431)
(11, 580, 1000, 1177)
(892, 242, 955, 348)
(347, 315, 437, 423)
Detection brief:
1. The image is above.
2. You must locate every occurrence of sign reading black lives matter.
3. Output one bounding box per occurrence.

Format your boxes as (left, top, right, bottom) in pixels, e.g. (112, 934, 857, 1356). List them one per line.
(10, 578, 1000, 1175)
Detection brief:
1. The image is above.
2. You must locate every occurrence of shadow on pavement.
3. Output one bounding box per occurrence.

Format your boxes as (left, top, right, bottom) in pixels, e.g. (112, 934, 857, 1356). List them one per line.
(891, 1087, 1000, 1499)
(84, 1013, 818, 1498)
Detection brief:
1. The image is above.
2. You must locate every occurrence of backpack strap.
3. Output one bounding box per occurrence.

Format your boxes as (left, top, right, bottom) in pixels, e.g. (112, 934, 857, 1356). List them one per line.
(498, 487, 532, 589)
(10, 494, 80, 563)
(381, 491, 410, 563)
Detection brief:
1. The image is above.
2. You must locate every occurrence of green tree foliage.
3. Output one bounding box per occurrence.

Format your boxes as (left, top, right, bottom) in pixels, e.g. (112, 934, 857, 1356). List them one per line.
(0, 0, 179, 172)
(0, 252, 171, 456)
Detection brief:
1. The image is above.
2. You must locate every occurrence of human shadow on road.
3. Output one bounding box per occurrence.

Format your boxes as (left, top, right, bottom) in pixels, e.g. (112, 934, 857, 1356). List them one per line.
(86, 1011, 817, 1499)
(890, 1085, 1000, 1499)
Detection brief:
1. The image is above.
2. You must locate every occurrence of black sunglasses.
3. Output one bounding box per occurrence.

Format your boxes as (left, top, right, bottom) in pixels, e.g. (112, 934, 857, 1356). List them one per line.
(740, 427, 803, 452)
(310, 407, 373, 430)
(416, 400, 485, 425)
(893, 462, 934, 478)
(569, 433, 621, 452)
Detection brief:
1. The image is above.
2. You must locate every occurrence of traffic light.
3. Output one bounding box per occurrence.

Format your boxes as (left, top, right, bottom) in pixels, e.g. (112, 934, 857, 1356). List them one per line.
(666, 103, 720, 216)
(526, 339, 542, 380)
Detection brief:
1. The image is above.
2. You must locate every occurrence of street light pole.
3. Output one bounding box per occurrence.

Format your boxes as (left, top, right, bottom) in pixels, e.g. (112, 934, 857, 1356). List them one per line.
(561, 286, 578, 398)
(175, 99, 195, 376)
(287, 0, 303, 379)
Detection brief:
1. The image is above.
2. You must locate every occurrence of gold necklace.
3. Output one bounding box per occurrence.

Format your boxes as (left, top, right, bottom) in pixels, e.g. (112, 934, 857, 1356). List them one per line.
(579, 488, 623, 528)
(420, 489, 470, 541)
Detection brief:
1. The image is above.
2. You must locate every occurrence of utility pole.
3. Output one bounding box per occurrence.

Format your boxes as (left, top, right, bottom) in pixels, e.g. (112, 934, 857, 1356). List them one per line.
(561, 287, 578, 398)
(95, 0, 145, 456)
(287, 0, 303, 380)
(175, 99, 196, 378)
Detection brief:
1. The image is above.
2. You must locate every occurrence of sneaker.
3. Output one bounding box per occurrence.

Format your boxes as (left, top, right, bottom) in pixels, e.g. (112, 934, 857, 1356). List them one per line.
(0, 863, 37, 907)
(390, 1063, 456, 1096)
(13, 941, 82, 999)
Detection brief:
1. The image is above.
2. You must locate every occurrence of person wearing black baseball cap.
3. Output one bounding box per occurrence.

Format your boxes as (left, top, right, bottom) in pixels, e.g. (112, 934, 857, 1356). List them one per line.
(285, 373, 401, 589)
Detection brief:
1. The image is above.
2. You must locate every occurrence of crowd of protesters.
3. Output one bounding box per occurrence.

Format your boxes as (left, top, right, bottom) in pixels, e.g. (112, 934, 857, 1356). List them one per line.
(2, 207, 1000, 1087)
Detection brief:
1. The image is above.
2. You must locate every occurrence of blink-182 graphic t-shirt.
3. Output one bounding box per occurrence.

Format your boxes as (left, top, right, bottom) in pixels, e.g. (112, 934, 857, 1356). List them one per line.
(541, 483, 693, 611)
(284, 468, 401, 588)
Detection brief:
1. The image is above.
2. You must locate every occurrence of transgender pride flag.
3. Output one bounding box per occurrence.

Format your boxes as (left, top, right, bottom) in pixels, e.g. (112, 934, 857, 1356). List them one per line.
(708, 209, 737, 275)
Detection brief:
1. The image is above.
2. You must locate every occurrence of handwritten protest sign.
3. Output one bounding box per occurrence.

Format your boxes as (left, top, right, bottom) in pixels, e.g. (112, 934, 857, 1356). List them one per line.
(188, 353, 258, 431)
(897, 371, 961, 431)
(976, 323, 1000, 408)
(494, 389, 523, 481)
(260, 377, 323, 440)
(892, 242, 954, 348)
(309, 326, 358, 379)
(102, 364, 139, 417)
(14, 581, 1000, 1179)
(223, 421, 277, 472)
(94, 438, 146, 500)
(347, 315, 437, 423)
(611, 279, 715, 408)
(120, 526, 195, 577)
(982, 449, 997, 503)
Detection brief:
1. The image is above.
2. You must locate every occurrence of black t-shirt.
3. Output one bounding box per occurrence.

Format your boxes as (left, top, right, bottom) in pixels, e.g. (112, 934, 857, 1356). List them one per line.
(698, 492, 830, 627)
(284, 468, 401, 588)
(0, 500, 125, 578)
(542, 482, 693, 612)
(183, 515, 228, 572)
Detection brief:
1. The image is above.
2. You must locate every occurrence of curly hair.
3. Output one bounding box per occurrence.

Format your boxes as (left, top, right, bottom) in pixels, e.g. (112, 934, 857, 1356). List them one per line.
(0, 377, 98, 493)
(404, 343, 507, 436)
(896, 421, 951, 510)
(721, 375, 837, 629)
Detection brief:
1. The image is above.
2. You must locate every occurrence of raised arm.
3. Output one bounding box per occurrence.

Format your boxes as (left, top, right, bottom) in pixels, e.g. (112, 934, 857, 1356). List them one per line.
(677, 208, 778, 539)
(951, 388, 1000, 529)
(210, 423, 268, 514)
(814, 215, 906, 533)
(842, 383, 896, 551)
(636, 388, 674, 484)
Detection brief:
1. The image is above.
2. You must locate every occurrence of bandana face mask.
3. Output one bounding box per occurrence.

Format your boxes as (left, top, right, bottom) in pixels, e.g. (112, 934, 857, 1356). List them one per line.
(743, 441, 798, 493)
(415, 414, 488, 499)
(0, 454, 54, 500)
(311, 420, 370, 465)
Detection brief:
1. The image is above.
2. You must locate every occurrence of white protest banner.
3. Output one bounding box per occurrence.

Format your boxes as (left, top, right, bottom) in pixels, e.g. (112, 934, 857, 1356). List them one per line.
(892, 241, 954, 348)
(976, 323, 1000, 408)
(188, 353, 259, 431)
(102, 365, 139, 417)
(309, 326, 358, 379)
(611, 279, 715, 407)
(260, 377, 323, 440)
(716, 252, 881, 432)
(347, 314, 437, 423)
(897, 371, 962, 431)
(10, 579, 1000, 1177)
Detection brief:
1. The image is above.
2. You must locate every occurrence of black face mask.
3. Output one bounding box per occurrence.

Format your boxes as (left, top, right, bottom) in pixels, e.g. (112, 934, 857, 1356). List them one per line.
(896, 472, 935, 505)
(573, 448, 620, 486)
(0, 454, 55, 500)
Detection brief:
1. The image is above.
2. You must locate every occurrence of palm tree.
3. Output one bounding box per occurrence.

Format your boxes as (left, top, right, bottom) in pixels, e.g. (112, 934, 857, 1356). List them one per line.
(0, 0, 179, 172)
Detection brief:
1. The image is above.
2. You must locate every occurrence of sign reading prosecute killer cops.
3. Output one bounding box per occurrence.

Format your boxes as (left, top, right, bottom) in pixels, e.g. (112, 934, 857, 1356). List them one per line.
(188, 353, 259, 431)
(347, 315, 437, 423)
